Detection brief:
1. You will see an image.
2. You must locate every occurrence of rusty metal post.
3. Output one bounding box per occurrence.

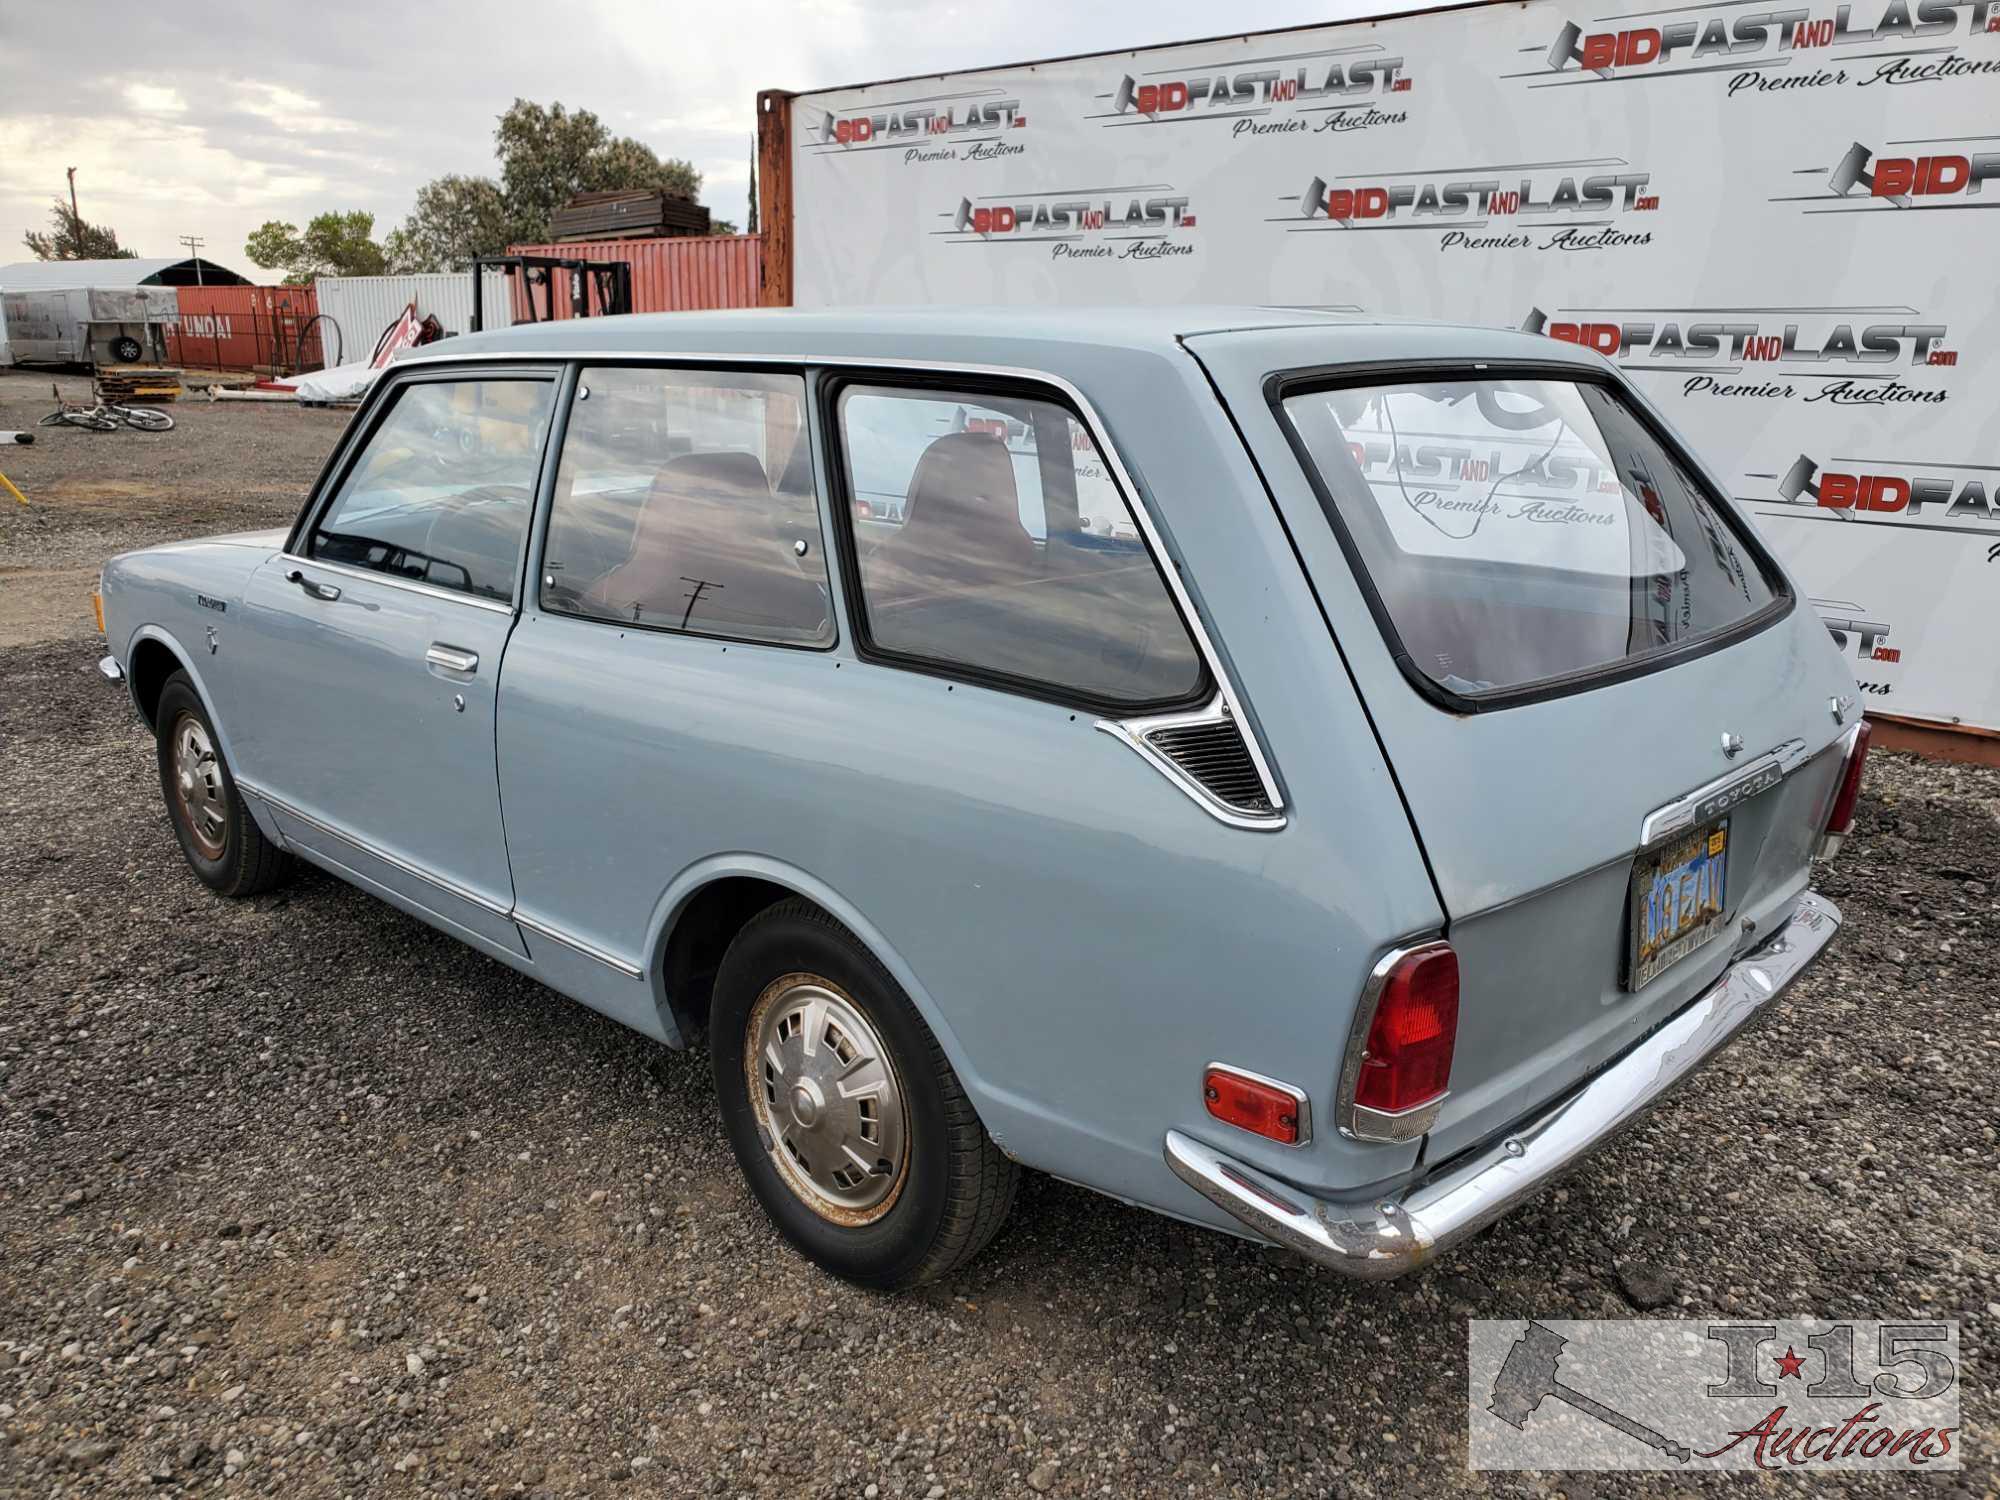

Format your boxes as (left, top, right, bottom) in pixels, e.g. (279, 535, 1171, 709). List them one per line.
(757, 89, 795, 308)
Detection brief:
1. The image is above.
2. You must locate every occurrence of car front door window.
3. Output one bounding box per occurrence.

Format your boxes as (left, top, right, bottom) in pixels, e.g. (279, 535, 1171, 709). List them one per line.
(308, 378, 554, 604)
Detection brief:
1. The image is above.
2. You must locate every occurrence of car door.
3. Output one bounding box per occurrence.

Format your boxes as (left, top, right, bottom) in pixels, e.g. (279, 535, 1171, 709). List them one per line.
(231, 367, 560, 958)
(492, 363, 839, 1018)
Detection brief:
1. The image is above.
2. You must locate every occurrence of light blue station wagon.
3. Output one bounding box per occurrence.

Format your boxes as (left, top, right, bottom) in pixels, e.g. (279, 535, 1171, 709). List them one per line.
(98, 307, 1867, 1287)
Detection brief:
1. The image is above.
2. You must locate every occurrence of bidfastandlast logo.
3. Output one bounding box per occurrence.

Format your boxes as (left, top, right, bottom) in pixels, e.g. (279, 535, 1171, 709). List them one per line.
(1814, 138, 2000, 207)
(807, 95, 1027, 167)
(1767, 454, 1999, 525)
(1469, 1320, 1960, 1472)
(1522, 0, 2000, 95)
(940, 187, 1198, 264)
(1096, 47, 1411, 140)
(1520, 306, 1959, 404)
(1286, 161, 1660, 252)
(1813, 597, 1902, 672)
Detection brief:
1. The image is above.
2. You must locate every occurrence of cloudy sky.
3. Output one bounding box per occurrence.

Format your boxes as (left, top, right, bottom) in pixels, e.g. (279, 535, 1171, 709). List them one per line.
(0, 0, 1397, 271)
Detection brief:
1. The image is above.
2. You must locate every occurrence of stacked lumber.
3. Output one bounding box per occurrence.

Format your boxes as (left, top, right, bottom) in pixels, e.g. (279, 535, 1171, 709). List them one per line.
(94, 367, 184, 403)
(550, 190, 710, 241)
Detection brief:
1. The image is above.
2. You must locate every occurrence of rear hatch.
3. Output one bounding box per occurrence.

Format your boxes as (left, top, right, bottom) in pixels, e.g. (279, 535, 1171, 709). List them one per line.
(1190, 327, 1855, 1162)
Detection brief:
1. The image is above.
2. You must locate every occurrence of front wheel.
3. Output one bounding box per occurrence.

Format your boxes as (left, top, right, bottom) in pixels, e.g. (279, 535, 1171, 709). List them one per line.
(710, 899, 1017, 1289)
(154, 672, 289, 896)
(119, 405, 174, 432)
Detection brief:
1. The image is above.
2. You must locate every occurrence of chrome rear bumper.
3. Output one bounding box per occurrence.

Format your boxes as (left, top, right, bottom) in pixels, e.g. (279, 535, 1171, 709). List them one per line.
(1164, 889, 1841, 1280)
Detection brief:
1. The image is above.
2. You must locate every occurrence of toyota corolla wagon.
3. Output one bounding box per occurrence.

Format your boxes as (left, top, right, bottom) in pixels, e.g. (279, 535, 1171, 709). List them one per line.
(97, 307, 1866, 1288)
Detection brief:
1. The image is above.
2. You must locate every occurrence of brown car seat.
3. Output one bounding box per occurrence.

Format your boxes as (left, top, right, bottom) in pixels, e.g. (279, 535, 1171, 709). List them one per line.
(585, 451, 827, 640)
(865, 432, 1036, 608)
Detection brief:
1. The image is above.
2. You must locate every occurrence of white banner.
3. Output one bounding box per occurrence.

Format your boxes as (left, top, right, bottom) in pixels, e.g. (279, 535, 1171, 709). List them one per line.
(790, 0, 2000, 731)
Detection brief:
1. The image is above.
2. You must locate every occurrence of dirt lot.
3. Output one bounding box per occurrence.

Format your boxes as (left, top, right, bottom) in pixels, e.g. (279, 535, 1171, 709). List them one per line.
(0, 362, 1995, 1497)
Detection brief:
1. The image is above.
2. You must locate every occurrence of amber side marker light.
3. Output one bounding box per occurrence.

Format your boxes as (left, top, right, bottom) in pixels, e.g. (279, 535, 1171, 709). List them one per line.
(1202, 1066, 1307, 1146)
(92, 592, 105, 635)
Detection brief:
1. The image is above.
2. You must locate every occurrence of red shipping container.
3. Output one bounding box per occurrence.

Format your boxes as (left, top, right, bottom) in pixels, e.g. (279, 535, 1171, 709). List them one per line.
(502, 235, 762, 321)
(166, 286, 325, 373)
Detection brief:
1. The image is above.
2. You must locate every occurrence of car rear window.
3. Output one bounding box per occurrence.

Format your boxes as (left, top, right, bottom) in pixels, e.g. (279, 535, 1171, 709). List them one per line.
(1278, 375, 1785, 703)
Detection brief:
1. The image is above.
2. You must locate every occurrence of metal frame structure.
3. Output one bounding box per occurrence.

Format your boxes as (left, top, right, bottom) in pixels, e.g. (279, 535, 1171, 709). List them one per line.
(469, 256, 634, 334)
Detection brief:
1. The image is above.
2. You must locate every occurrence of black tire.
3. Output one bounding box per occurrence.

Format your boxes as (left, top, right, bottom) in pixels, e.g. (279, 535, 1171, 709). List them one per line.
(711, 898, 1017, 1289)
(110, 335, 143, 364)
(154, 671, 289, 897)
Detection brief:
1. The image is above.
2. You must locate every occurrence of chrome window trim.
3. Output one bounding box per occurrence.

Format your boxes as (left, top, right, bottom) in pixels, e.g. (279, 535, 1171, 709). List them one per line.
(388, 347, 1284, 813)
(1637, 736, 1814, 850)
(511, 911, 645, 979)
(236, 777, 513, 916)
(277, 553, 516, 615)
(1335, 939, 1453, 1143)
(1205, 1061, 1312, 1148)
(1096, 696, 1285, 831)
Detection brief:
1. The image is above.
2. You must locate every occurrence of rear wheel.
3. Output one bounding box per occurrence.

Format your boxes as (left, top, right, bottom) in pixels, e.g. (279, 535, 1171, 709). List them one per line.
(154, 672, 288, 896)
(710, 898, 1017, 1288)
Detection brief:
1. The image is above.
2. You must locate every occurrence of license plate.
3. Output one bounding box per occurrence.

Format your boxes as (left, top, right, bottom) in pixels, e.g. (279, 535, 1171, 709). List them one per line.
(1628, 819, 1729, 990)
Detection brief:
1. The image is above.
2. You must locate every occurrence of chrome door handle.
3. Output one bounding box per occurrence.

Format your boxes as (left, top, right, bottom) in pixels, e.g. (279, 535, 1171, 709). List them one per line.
(425, 643, 479, 674)
(286, 568, 340, 602)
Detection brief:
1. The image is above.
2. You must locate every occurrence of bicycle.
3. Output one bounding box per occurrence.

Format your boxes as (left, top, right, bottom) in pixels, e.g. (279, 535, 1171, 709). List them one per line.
(40, 384, 176, 433)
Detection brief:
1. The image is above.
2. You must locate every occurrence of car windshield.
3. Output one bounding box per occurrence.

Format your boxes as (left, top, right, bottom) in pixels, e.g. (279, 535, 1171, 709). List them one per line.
(1279, 376, 1785, 701)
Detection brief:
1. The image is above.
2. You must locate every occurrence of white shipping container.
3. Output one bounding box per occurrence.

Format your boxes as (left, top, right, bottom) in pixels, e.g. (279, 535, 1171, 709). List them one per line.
(313, 271, 514, 357)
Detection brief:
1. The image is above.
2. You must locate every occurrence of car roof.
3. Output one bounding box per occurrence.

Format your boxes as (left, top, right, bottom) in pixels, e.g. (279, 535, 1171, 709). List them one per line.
(415, 304, 1579, 372)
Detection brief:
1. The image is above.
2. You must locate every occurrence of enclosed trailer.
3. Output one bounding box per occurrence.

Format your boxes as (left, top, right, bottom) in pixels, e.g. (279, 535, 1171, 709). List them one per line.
(0, 286, 179, 366)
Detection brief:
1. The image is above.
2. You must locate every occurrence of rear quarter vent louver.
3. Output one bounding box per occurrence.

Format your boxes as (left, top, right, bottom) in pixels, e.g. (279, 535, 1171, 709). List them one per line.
(1098, 697, 1284, 830)
(1143, 721, 1273, 815)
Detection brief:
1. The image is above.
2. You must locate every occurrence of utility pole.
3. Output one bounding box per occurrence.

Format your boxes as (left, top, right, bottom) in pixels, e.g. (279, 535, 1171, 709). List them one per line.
(179, 235, 205, 284)
(66, 167, 78, 224)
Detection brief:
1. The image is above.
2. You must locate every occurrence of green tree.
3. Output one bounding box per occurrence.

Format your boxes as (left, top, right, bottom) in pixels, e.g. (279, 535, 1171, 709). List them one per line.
(243, 210, 388, 284)
(23, 198, 136, 260)
(747, 143, 758, 234)
(491, 99, 701, 244)
(381, 175, 511, 274)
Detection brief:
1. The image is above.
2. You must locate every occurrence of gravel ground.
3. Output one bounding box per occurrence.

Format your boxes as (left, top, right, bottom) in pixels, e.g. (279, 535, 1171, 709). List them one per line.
(1, 364, 1995, 1497)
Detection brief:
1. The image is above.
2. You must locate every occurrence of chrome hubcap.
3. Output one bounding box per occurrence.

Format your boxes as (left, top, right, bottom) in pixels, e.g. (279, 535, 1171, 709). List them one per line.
(746, 977, 908, 1224)
(171, 712, 227, 859)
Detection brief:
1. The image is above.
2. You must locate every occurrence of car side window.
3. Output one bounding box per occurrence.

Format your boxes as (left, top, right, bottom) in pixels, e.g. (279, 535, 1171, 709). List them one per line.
(308, 377, 553, 604)
(836, 384, 1205, 708)
(540, 367, 833, 648)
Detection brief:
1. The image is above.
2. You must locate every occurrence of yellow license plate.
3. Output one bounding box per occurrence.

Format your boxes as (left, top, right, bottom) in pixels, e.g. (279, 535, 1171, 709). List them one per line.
(1628, 819, 1729, 990)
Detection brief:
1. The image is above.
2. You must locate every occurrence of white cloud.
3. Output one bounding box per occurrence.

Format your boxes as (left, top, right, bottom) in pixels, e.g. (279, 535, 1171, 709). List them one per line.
(123, 83, 188, 114)
(232, 82, 361, 135)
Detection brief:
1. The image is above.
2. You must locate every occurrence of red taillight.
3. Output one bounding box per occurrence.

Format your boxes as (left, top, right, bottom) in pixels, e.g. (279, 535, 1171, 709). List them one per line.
(1825, 720, 1871, 836)
(1354, 944, 1460, 1117)
(1203, 1067, 1304, 1145)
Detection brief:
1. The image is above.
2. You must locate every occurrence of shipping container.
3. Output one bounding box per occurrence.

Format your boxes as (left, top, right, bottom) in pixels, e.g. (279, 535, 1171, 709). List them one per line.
(165, 285, 323, 374)
(503, 235, 761, 319)
(313, 272, 515, 360)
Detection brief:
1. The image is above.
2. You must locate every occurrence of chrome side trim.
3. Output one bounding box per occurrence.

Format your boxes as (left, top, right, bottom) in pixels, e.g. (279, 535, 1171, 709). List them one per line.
(1168, 889, 1841, 1280)
(511, 911, 645, 979)
(1637, 736, 1813, 849)
(1205, 1062, 1313, 1147)
(382, 348, 1282, 802)
(276, 553, 515, 616)
(1096, 696, 1286, 831)
(97, 655, 124, 681)
(1335, 939, 1452, 1143)
(234, 777, 513, 918)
